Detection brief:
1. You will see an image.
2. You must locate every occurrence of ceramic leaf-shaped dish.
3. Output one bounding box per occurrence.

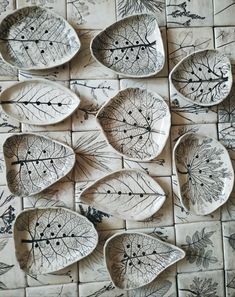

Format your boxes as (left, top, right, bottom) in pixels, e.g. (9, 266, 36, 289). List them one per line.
(96, 88, 171, 161)
(104, 232, 185, 290)
(3, 133, 76, 196)
(0, 6, 80, 70)
(14, 207, 98, 274)
(170, 49, 232, 106)
(91, 14, 164, 77)
(0, 80, 80, 125)
(173, 133, 234, 215)
(80, 169, 166, 221)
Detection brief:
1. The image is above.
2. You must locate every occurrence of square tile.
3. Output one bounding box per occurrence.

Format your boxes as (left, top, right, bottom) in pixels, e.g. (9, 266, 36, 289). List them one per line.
(178, 270, 225, 297)
(67, 0, 116, 30)
(166, 0, 213, 27)
(218, 82, 235, 123)
(0, 0, 15, 21)
(79, 281, 128, 297)
(222, 221, 235, 270)
(126, 176, 174, 229)
(26, 283, 78, 297)
(71, 79, 119, 131)
(175, 221, 224, 273)
(218, 122, 235, 159)
(71, 130, 122, 181)
(214, 0, 235, 26)
(167, 27, 214, 71)
(222, 187, 235, 221)
(226, 270, 235, 297)
(0, 288, 25, 297)
(75, 182, 125, 231)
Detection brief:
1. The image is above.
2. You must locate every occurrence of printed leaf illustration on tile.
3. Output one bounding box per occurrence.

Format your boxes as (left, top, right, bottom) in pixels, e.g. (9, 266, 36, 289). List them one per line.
(180, 277, 219, 297)
(0, 6, 80, 69)
(14, 208, 98, 274)
(128, 279, 172, 297)
(3, 133, 76, 196)
(0, 239, 14, 289)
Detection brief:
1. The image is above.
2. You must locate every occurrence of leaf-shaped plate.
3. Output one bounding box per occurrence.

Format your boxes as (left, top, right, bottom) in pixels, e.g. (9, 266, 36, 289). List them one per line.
(0, 6, 80, 70)
(14, 207, 98, 274)
(104, 232, 185, 290)
(90, 14, 165, 77)
(80, 169, 166, 221)
(96, 88, 171, 161)
(0, 79, 80, 125)
(170, 49, 233, 106)
(173, 133, 234, 215)
(3, 133, 76, 196)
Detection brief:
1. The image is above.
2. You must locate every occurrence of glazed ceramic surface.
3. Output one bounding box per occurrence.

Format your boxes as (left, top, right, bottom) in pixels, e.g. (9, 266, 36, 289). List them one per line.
(3, 133, 76, 196)
(96, 88, 171, 161)
(80, 169, 166, 221)
(104, 232, 185, 290)
(170, 49, 232, 106)
(14, 207, 98, 274)
(0, 6, 80, 70)
(0, 80, 80, 125)
(90, 14, 165, 77)
(174, 133, 234, 215)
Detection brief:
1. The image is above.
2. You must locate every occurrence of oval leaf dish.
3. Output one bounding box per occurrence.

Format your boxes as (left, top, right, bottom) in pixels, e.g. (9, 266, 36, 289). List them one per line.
(3, 133, 76, 196)
(170, 49, 232, 106)
(104, 232, 185, 290)
(91, 14, 165, 77)
(174, 133, 234, 215)
(0, 80, 80, 125)
(80, 169, 166, 221)
(14, 207, 98, 274)
(96, 88, 171, 161)
(0, 6, 80, 70)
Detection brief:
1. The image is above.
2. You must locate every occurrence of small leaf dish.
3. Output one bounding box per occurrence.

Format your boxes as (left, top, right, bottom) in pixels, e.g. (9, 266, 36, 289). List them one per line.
(14, 207, 98, 274)
(104, 232, 185, 290)
(80, 169, 166, 221)
(170, 49, 233, 106)
(0, 6, 80, 70)
(0, 79, 80, 125)
(173, 132, 234, 215)
(90, 14, 165, 77)
(96, 88, 171, 161)
(3, 133, 76, 196)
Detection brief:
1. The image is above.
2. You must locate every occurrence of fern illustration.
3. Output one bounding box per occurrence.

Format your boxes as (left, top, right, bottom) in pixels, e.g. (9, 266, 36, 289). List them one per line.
(78, 204, 110, 226)
(180, 277, 219, 297)
(0, 238, 14, 289)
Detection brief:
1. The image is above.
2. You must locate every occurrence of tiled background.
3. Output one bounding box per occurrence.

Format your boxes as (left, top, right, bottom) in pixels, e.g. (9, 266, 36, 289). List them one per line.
(0, 0, 235, 296)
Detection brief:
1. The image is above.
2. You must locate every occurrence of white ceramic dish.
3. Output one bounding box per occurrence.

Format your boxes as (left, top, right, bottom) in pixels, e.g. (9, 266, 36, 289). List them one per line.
(0, 79, 80, 125)
(96, 88, 171, 161)
(170, 49, 233, 106)
(0, 6, 80, 70)
(173, 132, 234, 215)
(3, 133, 76, 196)
(90, 14, 165, 77)
(104, 232, 185, 290)
(80, 169, 166, 221)
(14, 207, 98, 274)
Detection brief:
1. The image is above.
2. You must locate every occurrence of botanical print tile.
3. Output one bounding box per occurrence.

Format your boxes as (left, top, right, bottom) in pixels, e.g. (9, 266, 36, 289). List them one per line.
(116, 0, 166, 26)
(123, 138, 172, 176)
(21, 117, 72, 132)
(218, 82, 235, 123)
(222, 221, 235, 270)
(26, 283, 78, 297)
(172, 175, 221, 224)
(27, 263, 78, 287)
(79, 281, 128, 297)
(222, 184, 235, 221)
(175, 221, 224, 273)
(218, 122, 235, 160)
(167, 27, 214, 71)
(78, 230, 123, 283)
(24, 181, 75, 210)
(214, 0, 235, 26)
(67, 0, 116, 30)
(0, 288, 25, 297)
(71, 79, 119, 131)
(70, 30, 117, 79)
(0, 0, 15, 21)
(0, 238, 26, 289)
(177, 270, 225, 297)
(226, 270, 235, 297)
(0, 58, 18, 81)
(75, 182, 125, 231)
(16, 0, 66, 17)
(71, 130, 122, 181)
(166, 0, 213, 27)
(0, 81, 21, 133)
(0, 186, 22, 238)
(126, 177, 174, 229)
